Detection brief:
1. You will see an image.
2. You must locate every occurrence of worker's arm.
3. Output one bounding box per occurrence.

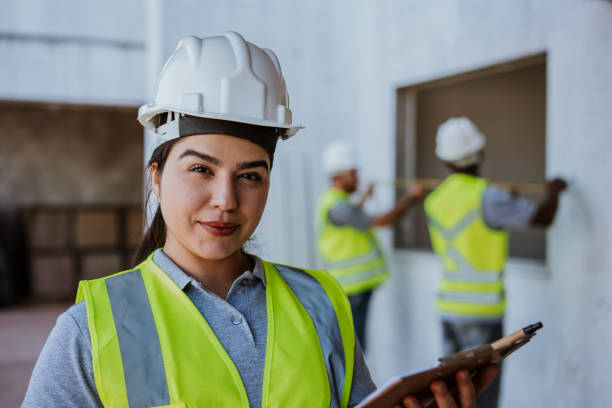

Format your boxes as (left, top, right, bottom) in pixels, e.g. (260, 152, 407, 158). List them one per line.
(482, 177, 566, 231)
(530, 178, 567, 227)
(348, 340, 378, 406)
(371, 184, 426, 227)
(22, 302, 101, 408)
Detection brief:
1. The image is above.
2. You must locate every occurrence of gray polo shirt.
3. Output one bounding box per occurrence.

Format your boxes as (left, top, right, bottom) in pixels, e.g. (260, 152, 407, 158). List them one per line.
(329, 201, 374, 230)
(22, 250, 376, 407)
(329, 186, 537, 231)
(481, 186, 537, 230)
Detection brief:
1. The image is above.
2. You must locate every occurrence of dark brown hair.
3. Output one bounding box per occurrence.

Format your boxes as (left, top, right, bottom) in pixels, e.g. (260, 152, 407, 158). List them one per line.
(132, 139, 180, 265)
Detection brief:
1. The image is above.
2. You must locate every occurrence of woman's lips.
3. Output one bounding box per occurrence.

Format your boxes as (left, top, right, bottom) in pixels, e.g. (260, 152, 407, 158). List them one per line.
(199, 221, 240, 236)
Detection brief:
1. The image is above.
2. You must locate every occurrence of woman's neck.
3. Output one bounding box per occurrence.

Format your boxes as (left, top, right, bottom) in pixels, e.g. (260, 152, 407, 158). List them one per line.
(162, 241, 253, 299)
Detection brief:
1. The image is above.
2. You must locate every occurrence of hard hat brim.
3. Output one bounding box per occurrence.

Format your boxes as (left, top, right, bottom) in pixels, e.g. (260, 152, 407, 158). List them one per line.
(138, 104, 304, 138)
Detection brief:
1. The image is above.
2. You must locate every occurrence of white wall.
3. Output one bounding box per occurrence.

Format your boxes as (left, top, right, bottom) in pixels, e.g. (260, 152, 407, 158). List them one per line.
(147, 1, 612, 406)
(364, 1, 612, 407)
(0, 0, 146, 105)
(9, 0, 610, 405)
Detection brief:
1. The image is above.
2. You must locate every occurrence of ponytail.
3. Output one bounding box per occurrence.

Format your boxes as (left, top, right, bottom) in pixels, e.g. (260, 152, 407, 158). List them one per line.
(132, 138, 179, 265)
(133, 206, 166, 265)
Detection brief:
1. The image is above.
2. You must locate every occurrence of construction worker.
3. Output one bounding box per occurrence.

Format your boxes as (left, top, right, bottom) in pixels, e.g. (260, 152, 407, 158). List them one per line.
(424, 117, 567, 408)
(317, 141, 426, 351)
(23, 33, 496, 408)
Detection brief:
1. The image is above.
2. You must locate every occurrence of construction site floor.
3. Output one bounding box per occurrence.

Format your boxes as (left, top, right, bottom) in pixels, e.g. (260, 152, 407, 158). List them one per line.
(0, 302, 69, 408)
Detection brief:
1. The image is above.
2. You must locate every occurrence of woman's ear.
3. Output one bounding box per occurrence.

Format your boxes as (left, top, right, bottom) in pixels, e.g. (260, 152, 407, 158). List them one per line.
(151, 162, 161, 200)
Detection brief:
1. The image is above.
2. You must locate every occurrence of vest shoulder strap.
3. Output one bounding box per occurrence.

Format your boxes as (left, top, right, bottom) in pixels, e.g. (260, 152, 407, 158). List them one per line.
(262, 260, 355, 408)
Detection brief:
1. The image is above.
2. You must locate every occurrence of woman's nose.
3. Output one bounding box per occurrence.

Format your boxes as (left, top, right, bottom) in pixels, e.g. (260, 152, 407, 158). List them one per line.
(209, 176, 238, 211)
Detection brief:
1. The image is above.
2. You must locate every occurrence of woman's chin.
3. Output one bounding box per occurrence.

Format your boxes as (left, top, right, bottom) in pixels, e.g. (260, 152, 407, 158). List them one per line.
(191, 243, 242, 261)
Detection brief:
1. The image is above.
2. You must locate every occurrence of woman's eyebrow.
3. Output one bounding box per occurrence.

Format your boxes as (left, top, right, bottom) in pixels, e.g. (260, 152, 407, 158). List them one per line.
(237, 160, 269, 172)
(179, 149, 221, 165)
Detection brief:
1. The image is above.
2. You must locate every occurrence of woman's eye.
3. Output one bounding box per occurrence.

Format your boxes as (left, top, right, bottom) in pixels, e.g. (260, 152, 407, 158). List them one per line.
(239, 172, 263, 182)
(190, 165, 213, 175)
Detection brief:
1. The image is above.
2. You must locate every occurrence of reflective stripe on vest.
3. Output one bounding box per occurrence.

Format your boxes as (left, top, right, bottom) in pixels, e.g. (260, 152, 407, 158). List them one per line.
(75, 253, 355, 408)
(316, 188, 389, 295)
(424, 174, 508, 320)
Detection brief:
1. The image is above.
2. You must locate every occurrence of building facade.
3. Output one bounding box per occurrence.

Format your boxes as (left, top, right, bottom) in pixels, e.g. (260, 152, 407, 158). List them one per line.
(3, 1, 612, 406)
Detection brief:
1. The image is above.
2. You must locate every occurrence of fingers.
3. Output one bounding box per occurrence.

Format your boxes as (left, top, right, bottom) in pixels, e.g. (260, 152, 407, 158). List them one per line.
(456, 370, 476, 407)
(410, 183, 427, 199)
(397, 366, 499, 408)
(547, 177, 568, 193)
(399, 395, 421, 408)
(414, 183, 426, 194)
(473, 364, 500, 395)
(429, 381, 458, 408)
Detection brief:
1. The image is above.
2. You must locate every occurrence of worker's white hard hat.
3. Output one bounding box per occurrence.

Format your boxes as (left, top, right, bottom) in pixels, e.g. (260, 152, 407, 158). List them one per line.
(435, 117, 485, 166)
(323, 141, 358, 176)
(138, 31, 303, 147)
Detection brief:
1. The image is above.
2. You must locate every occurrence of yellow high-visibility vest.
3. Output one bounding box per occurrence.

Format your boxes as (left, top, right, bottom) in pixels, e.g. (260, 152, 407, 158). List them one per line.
(75, 252, 355, 407)
(424, 174, 508, 320)
(316, 187, 388, 296)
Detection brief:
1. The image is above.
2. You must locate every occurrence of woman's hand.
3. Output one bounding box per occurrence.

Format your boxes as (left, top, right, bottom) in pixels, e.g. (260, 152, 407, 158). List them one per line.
(394, 365, 499, 408)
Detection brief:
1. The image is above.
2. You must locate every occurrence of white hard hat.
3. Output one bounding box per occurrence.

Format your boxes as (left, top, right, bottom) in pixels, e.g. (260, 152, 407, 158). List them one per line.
(138, 31, 303, 146)
(435, 117, 485, 166)
(323, 141, 357, 176)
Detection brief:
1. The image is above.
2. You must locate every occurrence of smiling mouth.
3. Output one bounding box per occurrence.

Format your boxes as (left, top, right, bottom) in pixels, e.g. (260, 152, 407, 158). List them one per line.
(199, 221, 240, 237)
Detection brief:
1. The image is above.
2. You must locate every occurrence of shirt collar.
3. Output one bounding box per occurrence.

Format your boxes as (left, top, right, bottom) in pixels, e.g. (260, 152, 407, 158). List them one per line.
(151, 249, 266, 290)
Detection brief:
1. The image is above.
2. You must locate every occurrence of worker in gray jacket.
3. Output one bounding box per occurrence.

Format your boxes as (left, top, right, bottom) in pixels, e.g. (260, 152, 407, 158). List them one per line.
(424, 117, 567, 408)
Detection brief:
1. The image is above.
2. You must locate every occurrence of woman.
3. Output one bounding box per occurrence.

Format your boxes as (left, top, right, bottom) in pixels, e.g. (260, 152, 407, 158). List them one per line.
(22, 32, 496, 408)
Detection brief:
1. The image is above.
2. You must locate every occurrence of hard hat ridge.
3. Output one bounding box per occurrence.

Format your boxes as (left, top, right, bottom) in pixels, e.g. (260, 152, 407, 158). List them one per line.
(176, 36, 203, 66)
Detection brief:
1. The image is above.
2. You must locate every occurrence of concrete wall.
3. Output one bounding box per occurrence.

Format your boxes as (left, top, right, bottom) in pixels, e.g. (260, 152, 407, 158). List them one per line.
(0, 103, 143, 205)
(4, 0, 610, 406)
(149, 1, 612, 406)
(367, 2, 612, 407)
(0, 0, 146, 105)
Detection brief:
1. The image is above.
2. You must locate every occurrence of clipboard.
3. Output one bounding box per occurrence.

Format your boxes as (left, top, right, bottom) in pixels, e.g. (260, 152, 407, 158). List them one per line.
(356, 322, 543, 408)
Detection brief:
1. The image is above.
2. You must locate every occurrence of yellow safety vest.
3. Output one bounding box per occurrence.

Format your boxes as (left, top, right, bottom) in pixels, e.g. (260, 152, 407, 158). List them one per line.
(75, 252, 355, 408)
(424, 174, 508, 320)
(316, 188, 388, 296)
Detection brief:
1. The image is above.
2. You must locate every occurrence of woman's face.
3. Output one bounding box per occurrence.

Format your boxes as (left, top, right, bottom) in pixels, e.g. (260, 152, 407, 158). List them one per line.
(152, 134, 271, 262)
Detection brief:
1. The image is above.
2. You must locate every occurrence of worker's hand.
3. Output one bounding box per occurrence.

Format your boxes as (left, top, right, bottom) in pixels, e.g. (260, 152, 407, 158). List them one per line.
(409, 183, 427, 199)
(363, 184, 375, 200)
(358, 184, 375, 208)
(547, 177, 568, 194)
(393, 365, 499, 408)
